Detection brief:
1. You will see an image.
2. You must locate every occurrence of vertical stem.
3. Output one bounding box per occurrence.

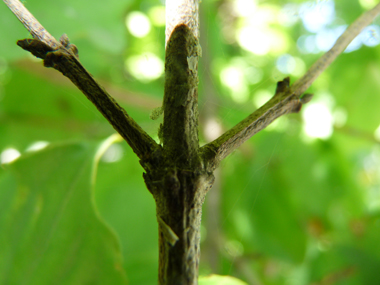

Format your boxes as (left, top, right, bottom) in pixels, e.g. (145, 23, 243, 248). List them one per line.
(146, 1, 210, 284)
(163, 0, 201, 165)
(165, 0, 199, 46)
(151, 174, 210, 285)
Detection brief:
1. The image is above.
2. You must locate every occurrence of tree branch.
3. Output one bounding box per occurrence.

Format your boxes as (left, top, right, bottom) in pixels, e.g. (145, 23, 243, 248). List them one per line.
(4, 0, 159, 161)
(200, 3, 380, 172)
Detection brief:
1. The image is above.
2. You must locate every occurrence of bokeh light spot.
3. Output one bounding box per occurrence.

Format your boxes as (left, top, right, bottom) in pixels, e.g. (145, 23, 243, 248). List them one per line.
(234, 0, 257, 17)
(362, 25, 380, 47)
(299, 0, 335, 33)
(1, 148, 21, 164)
(220, 66, 244, 89)
(126, 53, 164, 82)
(276, 54, 296, 74)
(220, 65, 248, 103)
(253, 89, 272, 108)
(302, 103, 333, 139)
(359, 0, 378, 9)
(374, 124, 380, 142)
(26, 141, 49, 152)
(149, 6, 166, 26)
(125, 11, 151, 38)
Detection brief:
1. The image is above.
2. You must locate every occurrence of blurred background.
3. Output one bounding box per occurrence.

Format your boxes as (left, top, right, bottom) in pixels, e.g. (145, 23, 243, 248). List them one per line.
(1, 0, 380, 284)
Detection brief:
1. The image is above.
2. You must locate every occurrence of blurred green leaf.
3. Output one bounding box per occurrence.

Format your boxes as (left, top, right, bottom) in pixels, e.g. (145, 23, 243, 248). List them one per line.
(0, 140, 127, 285)
(199, 274, 248, 285)
(94, 143, 158, 284)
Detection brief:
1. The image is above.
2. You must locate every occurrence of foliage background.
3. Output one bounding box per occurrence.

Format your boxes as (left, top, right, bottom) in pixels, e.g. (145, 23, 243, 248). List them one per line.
(1, 0, 380, 284)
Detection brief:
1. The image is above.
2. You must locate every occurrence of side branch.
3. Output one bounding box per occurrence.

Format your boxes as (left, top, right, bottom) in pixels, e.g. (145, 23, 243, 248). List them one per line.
(200, 78, 310, 171)
(200, 3, 380, 172)
(5, 0, 158, 160)
(292, 2, 380, 95)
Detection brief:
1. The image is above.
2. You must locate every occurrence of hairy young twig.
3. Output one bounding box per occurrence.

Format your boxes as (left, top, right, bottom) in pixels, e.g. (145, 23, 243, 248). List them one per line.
(4, 0, 159, 161)
(200, 3, 380, 172)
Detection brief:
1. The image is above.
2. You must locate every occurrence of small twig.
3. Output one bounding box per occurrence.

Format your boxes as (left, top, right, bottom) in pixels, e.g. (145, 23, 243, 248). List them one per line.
(3, 0, 60, 49)
(200, 3, 380, 172)
(4, 0, 159, 161)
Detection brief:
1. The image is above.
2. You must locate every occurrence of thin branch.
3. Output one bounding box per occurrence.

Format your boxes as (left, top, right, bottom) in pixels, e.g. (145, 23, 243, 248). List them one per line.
(200, 78, 304, 171)
(4, 0, 159, 160)
(292, 2, 380, 95)
(3, 0, 60, 49)
(200, 3, 380, 172)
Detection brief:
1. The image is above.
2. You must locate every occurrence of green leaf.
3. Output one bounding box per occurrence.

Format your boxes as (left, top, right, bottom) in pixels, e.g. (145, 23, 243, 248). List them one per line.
(94, 143, 158, 284)
(199, 274, 248, 285)
(0, 138, 127, 285)
(222, 133, 307, 264)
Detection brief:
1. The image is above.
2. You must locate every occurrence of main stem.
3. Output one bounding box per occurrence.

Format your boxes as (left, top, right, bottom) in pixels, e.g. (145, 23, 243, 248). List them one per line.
(141, 0, 214, 284)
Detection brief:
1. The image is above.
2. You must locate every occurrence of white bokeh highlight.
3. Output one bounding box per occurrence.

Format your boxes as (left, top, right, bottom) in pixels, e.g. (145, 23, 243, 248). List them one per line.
(126, 11, 151, 38)
(1, 148, 21, 164)
(302, 103, 333, 139)
(26, 141, 49, 152)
